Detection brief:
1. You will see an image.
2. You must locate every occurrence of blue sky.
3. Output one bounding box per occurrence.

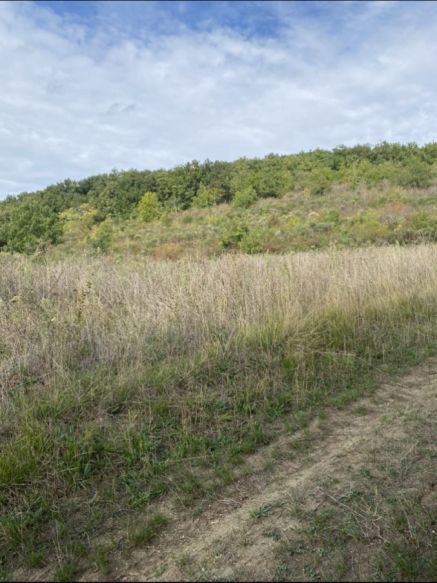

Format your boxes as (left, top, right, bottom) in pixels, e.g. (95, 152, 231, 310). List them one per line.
(1, 1, 437, 197)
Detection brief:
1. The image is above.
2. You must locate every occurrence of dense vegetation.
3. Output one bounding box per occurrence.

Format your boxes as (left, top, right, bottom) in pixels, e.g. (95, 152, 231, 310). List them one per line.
(1, 142, 437, 254)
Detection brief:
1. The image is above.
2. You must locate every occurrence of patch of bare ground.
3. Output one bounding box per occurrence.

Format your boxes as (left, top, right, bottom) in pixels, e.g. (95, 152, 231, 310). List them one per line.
(109, 357, 437, 582)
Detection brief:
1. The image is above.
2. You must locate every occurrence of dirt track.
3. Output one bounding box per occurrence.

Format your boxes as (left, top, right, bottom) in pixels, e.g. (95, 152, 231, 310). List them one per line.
(100, 358, 437, 581)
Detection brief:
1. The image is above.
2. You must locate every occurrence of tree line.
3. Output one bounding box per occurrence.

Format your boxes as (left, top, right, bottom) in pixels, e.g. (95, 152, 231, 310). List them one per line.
(1, 141, 437, 252)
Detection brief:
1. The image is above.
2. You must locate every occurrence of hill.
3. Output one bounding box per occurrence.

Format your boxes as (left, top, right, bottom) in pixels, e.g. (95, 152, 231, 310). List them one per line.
(1, 142, 437, 256)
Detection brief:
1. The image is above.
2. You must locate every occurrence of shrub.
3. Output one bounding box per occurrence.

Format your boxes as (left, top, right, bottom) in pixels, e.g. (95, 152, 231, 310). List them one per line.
(239, 228, 265, 254)
(302, 167, 335, 196)
(159, 213, 172, 226)
(323, 209, 341, 224)
(398, 211, 437, 242)
(219, 220, 249, 249)
(89, 218, 113, 252)
(348, 211, 389, 243)
(397, 160, 433, 188)
(137, 192, 163, 222)
(192, 185, 223, 208)
(233, 186, 258, 208)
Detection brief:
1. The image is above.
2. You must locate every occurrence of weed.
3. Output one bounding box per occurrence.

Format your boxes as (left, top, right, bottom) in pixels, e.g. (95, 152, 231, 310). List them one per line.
(54, 561, 79, 582)
(128, 514, 169, 547)
(263, 528, 282, 541)
(92, 544, 112, 576)
(251, 504, 273, 519)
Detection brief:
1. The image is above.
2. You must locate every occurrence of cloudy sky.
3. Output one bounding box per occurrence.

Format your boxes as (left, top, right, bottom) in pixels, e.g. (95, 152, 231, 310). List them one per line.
(1, 0, 437, 198)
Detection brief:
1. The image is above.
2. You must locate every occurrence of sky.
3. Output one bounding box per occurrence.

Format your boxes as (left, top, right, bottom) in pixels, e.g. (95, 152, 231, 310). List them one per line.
(1, 0, 437, 198)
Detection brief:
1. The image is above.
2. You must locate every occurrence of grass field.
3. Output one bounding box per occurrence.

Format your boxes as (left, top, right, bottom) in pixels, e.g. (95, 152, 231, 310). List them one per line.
(1, 244, 437, 579)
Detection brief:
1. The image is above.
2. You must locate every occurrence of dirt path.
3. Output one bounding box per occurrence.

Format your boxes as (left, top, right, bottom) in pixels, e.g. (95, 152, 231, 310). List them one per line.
(111, 358, 437, 581)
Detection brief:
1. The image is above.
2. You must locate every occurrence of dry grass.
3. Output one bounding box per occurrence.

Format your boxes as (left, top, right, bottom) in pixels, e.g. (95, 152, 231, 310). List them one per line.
(1, 244, 437, 579)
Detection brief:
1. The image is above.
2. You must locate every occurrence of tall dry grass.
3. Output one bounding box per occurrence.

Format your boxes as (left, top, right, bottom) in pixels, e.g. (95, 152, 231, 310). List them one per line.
(1, 244, 437, 399)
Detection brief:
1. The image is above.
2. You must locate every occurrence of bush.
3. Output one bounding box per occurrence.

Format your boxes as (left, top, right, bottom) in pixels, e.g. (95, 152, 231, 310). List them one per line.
(89, 218, 113, 252)
(323, 209, 341, 224)
(239, 228, 265, 254)
(348, 211, 389, 243)
(301, 167, 335, 196)
(137, 192, 163, 222)
(397, 160, 433, 188)
(400, 211, 437, 242)
(233, 186, 258, 208)
(192, 185, 223, 208)
(219, 220, 249, 249)
(60, 204, 101, 243)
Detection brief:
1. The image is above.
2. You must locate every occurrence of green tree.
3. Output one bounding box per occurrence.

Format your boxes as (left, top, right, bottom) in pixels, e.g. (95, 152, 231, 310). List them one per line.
(0, 198, 61, 253)
(301, 167, 335, 196)
(229, 158, 258, 196)
(192, 184, 222, 208)
(137, 192, 163, 222)
(60, 204, 101, 243)
(232, 186, 258, 208)
(255, 155, 294, 197)
(397, 160, 433, 188)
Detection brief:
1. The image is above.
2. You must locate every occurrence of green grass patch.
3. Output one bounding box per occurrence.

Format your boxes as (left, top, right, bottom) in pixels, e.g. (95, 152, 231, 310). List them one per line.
(128, 513, 169, 547)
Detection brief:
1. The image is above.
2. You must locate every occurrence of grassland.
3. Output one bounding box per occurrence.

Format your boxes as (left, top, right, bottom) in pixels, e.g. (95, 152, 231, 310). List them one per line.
(1, 244, 437, 580)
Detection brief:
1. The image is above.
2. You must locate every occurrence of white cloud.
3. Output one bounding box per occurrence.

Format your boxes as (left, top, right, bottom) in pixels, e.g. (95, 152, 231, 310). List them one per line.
(1, 0, 437, 197)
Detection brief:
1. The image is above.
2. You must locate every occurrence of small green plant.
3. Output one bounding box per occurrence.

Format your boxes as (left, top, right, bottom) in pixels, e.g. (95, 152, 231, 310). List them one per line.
(25, 550, 46, 568)
(176, 552, 194, 569)
(353, 405, 370, 416)
(54, 560, 79, 582)
(263, 528, 282, 541)
(160, 213, 172, 226)
(92, 544, 112, 576)
(239, 228, 265, 254)
(304, 565, 321, 580)
(251, 503, 273, 519)
(128, 513, 169, 546)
